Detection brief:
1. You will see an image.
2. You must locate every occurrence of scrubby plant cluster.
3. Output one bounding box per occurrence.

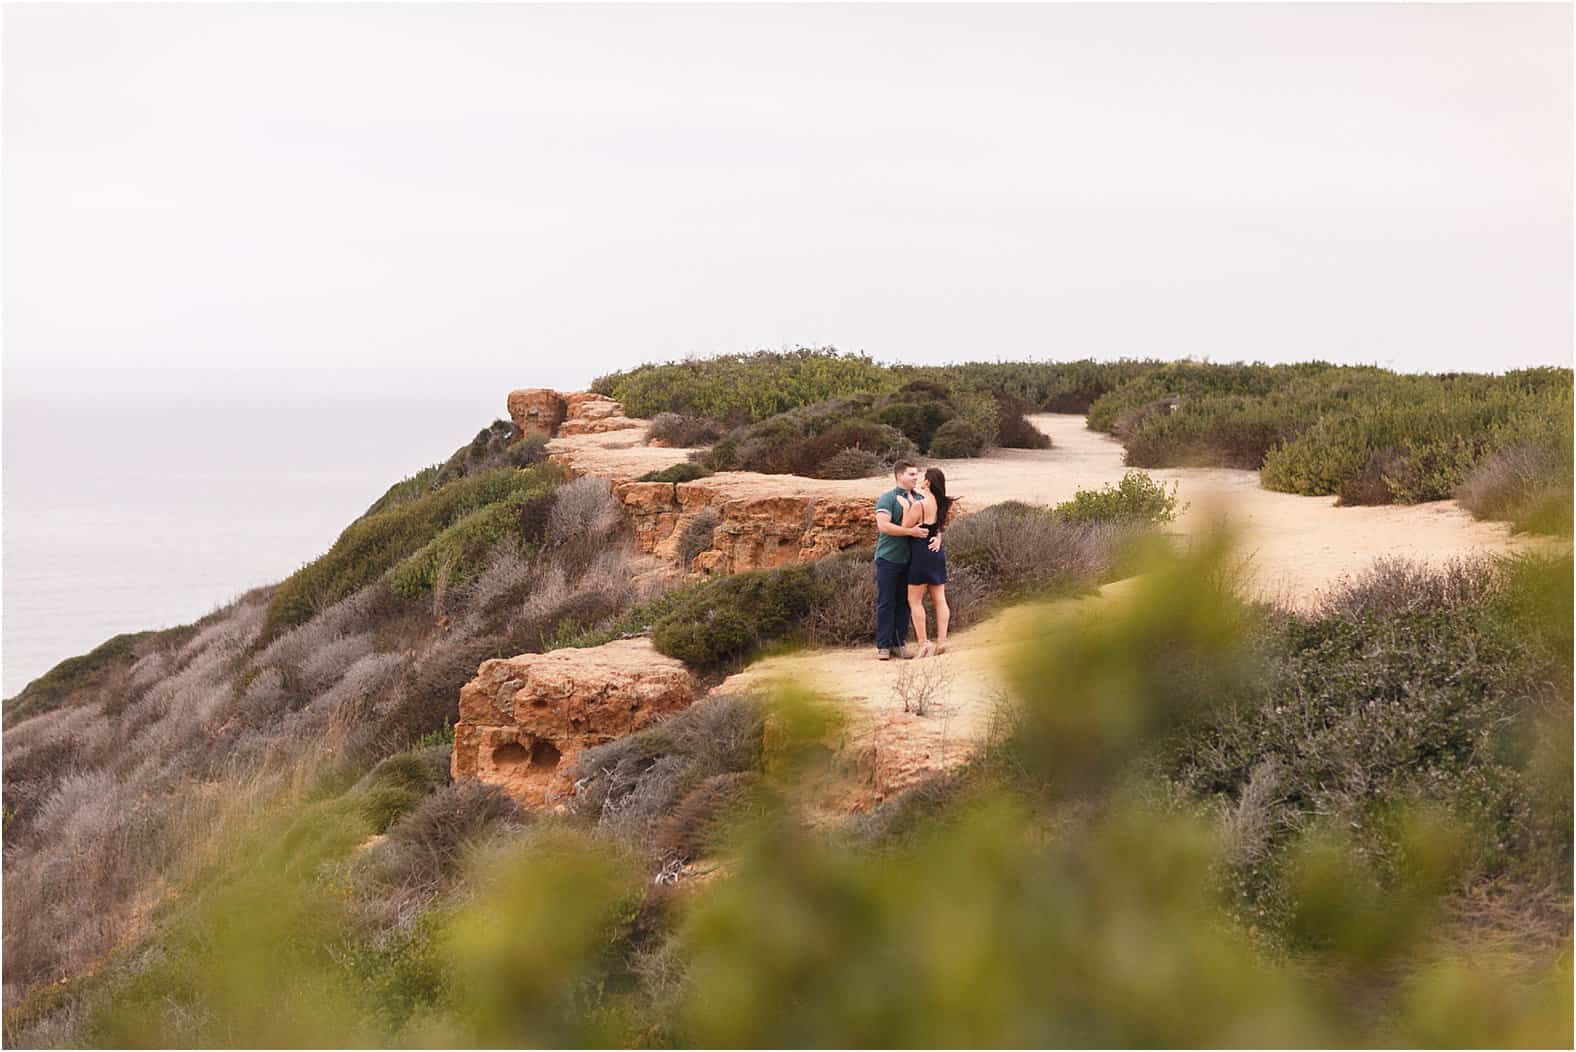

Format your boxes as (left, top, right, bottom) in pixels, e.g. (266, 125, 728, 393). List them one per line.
(697, 380, 1042, 478)
(1085, 361, 1572, 525)
(594, 347, 898, 424)
(644, 412, 729, 448)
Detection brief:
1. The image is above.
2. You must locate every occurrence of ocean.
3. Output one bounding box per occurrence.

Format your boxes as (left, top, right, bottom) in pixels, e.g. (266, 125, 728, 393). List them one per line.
(2, 393, 510, 699)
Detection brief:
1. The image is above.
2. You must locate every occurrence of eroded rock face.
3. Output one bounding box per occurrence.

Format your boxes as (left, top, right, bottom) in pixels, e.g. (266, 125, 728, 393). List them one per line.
(452, 638, 698, 809)
(613, 480, 877, 573)
(511, 388, 907, 572)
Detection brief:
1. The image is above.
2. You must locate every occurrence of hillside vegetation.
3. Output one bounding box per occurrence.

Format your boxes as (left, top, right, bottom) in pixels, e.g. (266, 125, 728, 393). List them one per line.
(4, 357, 1571, 1048)
(7, 539, 1568, 1047)
(596, 350, 1572, 533)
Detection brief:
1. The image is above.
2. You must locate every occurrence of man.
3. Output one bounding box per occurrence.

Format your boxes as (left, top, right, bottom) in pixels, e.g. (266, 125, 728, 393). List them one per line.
(873, 459, 940, 660)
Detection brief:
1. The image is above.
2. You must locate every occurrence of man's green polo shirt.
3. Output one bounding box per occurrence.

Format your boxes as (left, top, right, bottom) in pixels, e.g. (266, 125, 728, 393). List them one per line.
(874, 486, 912, 564)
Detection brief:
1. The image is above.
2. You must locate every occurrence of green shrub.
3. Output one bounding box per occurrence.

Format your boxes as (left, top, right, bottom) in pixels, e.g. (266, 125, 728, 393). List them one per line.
(557, 582, 705, 650)
(638, 462, 714, 484)
(817, 446, 884, 479)
(677, 509, 721, 566)
(594, 348, 896, 424)
(991, 392, 1052, 449)
(1053, 471, 1181, 526)
(897, 359, 1158, 413)
(875, 400, 953, 452)
(928, 418, 987, 458)
(650, 566, 833, 668)
(360, 786, 422, 833)
(705, 412, 916, 478)
(265, 464, 562, 637)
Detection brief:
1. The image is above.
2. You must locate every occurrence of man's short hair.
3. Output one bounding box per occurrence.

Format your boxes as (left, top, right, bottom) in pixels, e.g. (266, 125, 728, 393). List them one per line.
(892, 459, 917, 476)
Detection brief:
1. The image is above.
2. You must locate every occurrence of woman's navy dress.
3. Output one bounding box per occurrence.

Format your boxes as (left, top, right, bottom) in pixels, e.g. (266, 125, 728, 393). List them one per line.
(908, 520, 947, 585)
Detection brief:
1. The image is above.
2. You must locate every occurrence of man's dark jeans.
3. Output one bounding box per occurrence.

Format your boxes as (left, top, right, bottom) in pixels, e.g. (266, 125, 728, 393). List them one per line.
(874, 557, 911, 651)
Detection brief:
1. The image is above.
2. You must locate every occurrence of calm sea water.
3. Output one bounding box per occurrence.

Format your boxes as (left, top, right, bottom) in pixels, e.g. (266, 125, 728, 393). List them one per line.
(2, 395, 507, 699)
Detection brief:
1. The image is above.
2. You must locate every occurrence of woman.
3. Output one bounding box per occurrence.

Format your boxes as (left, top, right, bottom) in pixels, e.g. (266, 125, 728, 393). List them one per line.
(900, 467, 951, 657)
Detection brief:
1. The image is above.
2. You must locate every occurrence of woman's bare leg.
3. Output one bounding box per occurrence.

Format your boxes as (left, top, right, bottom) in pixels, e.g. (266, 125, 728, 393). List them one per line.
(907, 584, 929, 652)
(930, 585, 949, 652)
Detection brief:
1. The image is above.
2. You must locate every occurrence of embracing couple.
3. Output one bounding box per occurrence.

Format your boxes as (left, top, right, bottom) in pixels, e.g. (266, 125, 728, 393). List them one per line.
(872, 459, 952, 661)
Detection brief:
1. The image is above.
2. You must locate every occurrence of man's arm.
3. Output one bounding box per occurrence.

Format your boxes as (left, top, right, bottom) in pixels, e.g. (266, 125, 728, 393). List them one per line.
(875, 509, 926, 538)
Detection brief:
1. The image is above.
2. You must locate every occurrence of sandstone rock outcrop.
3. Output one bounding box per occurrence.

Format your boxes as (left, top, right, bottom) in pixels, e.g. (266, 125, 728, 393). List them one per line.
(507, 388, 568, 440)
(452, 638, 698, 808)
(507, 388, 646, 442)
(613, 480, 875, 573)
(556, 392, 645, 437)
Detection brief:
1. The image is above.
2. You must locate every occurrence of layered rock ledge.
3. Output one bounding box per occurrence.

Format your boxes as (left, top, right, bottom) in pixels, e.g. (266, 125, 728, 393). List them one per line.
(452, 638, 698, 808)
(513, 386, 892, 573)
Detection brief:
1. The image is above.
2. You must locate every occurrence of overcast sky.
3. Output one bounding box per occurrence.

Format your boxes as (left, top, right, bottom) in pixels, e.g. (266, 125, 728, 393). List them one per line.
(4, 3, 1571, 401)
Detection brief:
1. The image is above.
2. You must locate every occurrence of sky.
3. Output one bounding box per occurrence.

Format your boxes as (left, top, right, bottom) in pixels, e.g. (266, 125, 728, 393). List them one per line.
(3, 2, 1572, 402)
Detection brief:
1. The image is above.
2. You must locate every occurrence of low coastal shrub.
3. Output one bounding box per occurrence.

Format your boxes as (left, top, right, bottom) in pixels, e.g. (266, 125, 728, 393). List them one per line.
(570, 693, 765, 846)
(650, 566, 832, 668)
(699, 385, 1043, 475)
(928, 418, 987, 458)
(594, 347, 896, 424)
(646, 412, 728, 448)
(1052, 470, 1181, 526)
(943, 503, 1133, 597)
(676, 508, 720, 567)
(1455, 427, 1573, 535)
(266, 463, 563, 635)
(638, 462, 713, 484)
(704, 407, 916, 477)
(816, 446, 884, 479)
(899, 359, 1159, 414)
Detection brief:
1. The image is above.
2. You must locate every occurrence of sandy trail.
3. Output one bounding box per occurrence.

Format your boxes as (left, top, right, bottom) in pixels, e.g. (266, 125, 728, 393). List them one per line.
(699, 414, 1553, 805)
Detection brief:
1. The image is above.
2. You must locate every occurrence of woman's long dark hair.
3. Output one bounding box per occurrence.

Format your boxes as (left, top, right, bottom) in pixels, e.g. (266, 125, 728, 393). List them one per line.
(926, 467, 953, 529)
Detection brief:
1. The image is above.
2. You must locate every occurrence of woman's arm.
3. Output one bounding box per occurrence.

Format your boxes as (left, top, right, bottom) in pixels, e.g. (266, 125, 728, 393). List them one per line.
(900, 494, 923, 529)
